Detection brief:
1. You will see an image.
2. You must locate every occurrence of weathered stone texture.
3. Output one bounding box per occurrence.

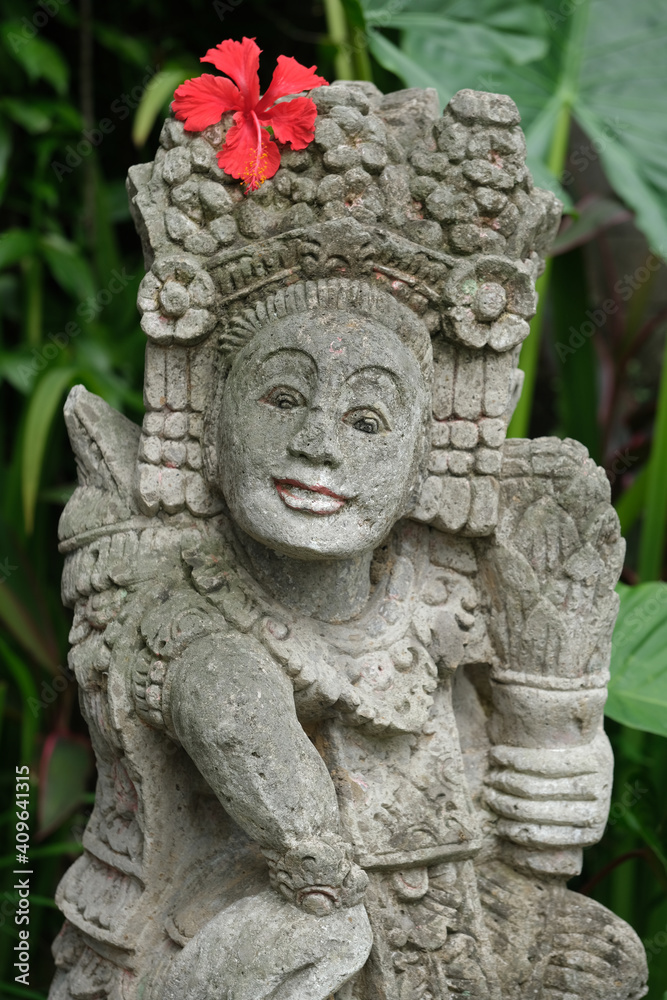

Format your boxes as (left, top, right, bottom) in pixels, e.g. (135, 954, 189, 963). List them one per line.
(50, 81, 647, 1000)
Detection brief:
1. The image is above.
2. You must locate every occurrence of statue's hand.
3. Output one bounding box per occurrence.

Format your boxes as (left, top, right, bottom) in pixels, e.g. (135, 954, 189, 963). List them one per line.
(263, 837, 368, 917)
(484, 733, 613, 850)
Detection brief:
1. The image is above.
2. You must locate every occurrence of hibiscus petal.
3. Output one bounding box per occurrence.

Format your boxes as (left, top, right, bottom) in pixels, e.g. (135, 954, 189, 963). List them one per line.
(201, 37, 261, 110)
(218, 111, 281, 191)
(172, 74, 242, 131)
(260, 97, 318, 150)
(256, 55, 328, 113)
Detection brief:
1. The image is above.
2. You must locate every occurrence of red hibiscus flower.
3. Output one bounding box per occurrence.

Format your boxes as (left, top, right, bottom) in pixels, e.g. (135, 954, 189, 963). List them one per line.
(172, 37, 328, 192)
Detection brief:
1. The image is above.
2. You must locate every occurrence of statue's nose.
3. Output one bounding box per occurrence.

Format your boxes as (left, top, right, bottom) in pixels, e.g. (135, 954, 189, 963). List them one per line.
(287, 409, 342, 467)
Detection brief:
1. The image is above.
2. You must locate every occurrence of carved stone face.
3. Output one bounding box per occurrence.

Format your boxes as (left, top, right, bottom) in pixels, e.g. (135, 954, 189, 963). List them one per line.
(217, 309, 428, 560)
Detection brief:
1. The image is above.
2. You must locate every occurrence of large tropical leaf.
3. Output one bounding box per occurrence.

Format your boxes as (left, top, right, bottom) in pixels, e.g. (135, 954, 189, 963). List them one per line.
(362, 0, 667, 256)
(606, 582, 667, 737)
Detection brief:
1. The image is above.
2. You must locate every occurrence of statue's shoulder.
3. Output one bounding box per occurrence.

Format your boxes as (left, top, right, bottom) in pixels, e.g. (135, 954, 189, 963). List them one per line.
(58, 385, 234, 624)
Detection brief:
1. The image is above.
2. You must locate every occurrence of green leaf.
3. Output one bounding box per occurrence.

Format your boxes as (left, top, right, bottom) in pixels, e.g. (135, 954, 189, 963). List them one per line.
(38, 732, 92, 834)
(132, 68, 193, 148)
(367, 29, 443, 94)
(39, 483, 76, 505)
(615, 466, 648, 536)
(21, 367, 78, 533)
(362, 0, 667, 257)
(39, 233, 96, 301)
(0, 228, 36, 270)
(0, 97, 51, 134)
(0, 637, 39, 766)
(367, 12, 548, 65)
(0, 574, 58, 673)
(0, 514, 60, 671)
(1, 25, 69, 95)
(0, 982, 47, 1000)
(606, 582, 667, 736)
(93, 23, 151, 67)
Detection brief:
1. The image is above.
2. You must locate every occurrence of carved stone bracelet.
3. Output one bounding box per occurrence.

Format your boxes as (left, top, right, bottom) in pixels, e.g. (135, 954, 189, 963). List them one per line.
(263, 837, 369, 916)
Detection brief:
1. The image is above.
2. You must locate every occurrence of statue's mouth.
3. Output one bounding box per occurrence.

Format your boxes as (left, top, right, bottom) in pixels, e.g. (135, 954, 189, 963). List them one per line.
(274, 479, 347, 515)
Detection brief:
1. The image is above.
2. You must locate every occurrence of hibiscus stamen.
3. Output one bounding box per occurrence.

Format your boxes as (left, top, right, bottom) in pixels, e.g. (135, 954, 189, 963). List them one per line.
(243, 110, 266, 192)
(171, 38, 328, 192)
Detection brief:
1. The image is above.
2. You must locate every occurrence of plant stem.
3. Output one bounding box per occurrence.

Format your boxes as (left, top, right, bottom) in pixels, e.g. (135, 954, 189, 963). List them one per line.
(508, 0, 591, 438)
(638, 339, 667, 580)
(323, 0, 354, 80)
(0, 637, 38, 768)
(508, 261, 552, 438)
(615, 465, 648, 535)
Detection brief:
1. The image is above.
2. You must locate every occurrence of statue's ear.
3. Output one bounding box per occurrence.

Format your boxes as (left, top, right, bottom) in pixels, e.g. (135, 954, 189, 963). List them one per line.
(59, 385, 142, 544)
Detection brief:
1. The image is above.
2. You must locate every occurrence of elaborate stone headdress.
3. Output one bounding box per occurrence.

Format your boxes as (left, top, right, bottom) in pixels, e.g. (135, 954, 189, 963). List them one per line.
(127, 81, 560, 535)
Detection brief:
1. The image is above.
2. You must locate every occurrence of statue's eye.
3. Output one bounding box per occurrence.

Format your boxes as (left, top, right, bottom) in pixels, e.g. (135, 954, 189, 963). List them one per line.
(354, 416, 379, 434)
(262, 386, 306, 410)
(344, 409, 386, 435)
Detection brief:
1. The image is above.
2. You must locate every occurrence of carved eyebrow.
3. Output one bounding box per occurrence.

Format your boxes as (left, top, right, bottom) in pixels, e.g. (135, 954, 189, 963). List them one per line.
(342, 366, 403, 397)
(257, 347, 317, 372)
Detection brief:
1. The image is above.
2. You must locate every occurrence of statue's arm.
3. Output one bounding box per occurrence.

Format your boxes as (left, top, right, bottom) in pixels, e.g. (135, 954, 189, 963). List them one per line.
(166, 629, 368, 912)
(478, 437, 623, 876)
(169, 629, 337, 849)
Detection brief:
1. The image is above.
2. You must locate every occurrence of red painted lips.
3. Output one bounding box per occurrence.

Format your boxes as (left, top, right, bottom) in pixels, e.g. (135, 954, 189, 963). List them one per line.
(274, 479, 347, 515)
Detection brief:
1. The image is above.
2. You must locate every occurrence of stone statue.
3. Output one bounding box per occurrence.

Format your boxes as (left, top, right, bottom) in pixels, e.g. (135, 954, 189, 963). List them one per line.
(50, 80, 648, 1000)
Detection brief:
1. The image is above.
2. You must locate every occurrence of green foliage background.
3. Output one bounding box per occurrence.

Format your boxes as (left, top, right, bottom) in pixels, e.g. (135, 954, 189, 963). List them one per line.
(0, 0, 666, 994)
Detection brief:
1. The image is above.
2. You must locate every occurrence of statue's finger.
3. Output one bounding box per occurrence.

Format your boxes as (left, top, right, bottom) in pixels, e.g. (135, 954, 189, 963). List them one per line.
(496, 819, 605, 848)
(489, 740, 606, 776)
(486, 769, 600, 801)
(485, 788, 606, 826)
